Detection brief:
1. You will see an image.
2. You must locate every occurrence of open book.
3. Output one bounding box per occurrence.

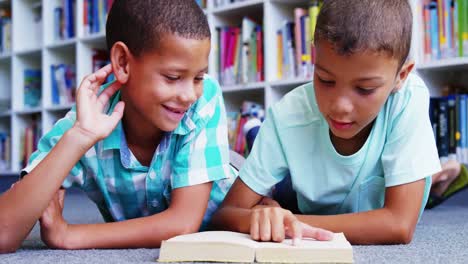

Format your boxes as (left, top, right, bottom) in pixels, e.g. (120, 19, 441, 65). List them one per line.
(158, 231, 353, 263)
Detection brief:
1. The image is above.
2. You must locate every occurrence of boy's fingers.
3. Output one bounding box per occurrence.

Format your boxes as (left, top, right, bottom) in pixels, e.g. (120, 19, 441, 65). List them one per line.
(58, 189, 65, 209)
(250, 211, 260, 241)
(300, 222, 334, 241)
(97, 81, 122, 108)
(284, 213, 302, 245)
(259, 211, 272, 241)
(93, 64, 113, 84)
(109, 102, 125, 126)
(271, 210, 285, 242)
(79, 64, 113, 94)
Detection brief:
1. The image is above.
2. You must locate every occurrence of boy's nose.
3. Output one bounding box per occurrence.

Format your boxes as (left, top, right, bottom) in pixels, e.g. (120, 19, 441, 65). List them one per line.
(177, 83, 198, 105)
(331, 95, 354, 115)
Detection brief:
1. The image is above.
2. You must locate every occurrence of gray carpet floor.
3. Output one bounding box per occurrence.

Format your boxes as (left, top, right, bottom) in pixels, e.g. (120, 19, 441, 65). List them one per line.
(0, 184, 466, 263)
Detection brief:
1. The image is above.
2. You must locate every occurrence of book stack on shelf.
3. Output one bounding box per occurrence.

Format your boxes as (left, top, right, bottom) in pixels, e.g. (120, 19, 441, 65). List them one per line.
(83, 0, 113, 36)
(51, 64, 76, 105)
(0, 4, 11, 54)
(53, 0, 75, 41)
(216, 17, 264, 86)
(429, 88, 468, 165)
(0, 132, 10, 171)
(23, 69, 42, 108)
(421, 0, 468, 62)
(20, 115, 41, 169)
(415, 0, 468, 166)
(277, 1, 320, 80)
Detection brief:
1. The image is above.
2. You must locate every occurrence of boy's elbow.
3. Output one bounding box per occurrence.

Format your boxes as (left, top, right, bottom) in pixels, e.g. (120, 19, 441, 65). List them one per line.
(172, 219, 201, 236)
(391, 222, 415, 244)
(0, 233, 20, 254)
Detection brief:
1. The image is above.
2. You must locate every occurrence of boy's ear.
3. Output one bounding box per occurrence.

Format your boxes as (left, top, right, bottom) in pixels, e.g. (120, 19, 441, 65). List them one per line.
(392, 60, 415, 93)
(110, 41, 131, 84)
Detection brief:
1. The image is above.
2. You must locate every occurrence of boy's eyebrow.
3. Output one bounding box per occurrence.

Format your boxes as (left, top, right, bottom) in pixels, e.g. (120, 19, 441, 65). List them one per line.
(316, 64, 384, 82)
(356, 76, 384, 82)
(166, 67, 209, 73)
(314, 64, 334, 76)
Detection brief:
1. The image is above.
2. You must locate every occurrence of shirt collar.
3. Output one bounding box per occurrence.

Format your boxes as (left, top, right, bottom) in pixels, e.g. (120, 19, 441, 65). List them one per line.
(173, 106, 198, 135)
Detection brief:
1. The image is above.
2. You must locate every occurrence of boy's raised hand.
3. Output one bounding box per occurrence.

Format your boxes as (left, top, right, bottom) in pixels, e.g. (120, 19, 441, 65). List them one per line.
(250, 207, 333, 246)
(73, 64, 125, 145)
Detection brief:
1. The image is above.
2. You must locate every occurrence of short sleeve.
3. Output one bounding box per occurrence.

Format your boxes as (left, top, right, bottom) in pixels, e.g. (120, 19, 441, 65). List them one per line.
(21, 110, 87, 188)
(382, 75, 441, 187)
(239, 106, 289, 196)
(171, 80, 232, 189)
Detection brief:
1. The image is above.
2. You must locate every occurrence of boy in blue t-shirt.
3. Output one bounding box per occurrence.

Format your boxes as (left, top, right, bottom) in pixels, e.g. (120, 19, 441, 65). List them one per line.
(212, 0, 441, 245)
(0, 0, 234, 251)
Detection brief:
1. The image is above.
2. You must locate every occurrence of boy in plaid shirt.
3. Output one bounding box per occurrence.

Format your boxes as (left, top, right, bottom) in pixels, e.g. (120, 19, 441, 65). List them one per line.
(2, 0, 234, 250)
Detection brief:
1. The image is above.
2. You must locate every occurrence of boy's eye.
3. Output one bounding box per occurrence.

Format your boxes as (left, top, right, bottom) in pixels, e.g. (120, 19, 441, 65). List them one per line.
(195, 76, 204, 82)
(164, 75, 180, 81)
(356, 87, 375, 95)
(317, 76, 335, 86)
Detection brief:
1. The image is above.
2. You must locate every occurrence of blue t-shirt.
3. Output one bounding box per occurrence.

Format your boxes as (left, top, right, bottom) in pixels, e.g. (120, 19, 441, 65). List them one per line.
(239, 73, 441, 215)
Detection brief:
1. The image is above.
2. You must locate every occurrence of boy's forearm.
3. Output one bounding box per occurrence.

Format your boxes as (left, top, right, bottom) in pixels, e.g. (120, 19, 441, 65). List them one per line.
(0, 127, 95, 252)
(296, 208, 415, 245)
(64, 208, 203, 249)
(211, 206, 252, 233)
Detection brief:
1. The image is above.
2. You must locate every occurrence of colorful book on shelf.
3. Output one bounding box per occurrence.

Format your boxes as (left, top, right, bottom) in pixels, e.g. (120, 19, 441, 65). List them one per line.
(158, 231, 354, 263)
(421, 0, 468, 61)
(84, 0, 113, 35)
(51, 64, 76, 105)
(0, 132, 11, 171)
(430, 93, 468, 164)
(24, 69, 42, 108)
(0, 7, 11, 53)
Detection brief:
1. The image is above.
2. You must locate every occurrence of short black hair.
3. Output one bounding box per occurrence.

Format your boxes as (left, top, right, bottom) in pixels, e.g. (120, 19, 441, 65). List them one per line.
(314, 0, 412, 69)
(106, 0, 210, 57)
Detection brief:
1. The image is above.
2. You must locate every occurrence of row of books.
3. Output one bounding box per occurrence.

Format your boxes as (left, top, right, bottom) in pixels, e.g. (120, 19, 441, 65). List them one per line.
(24, 69, 42, 108)
(215, 17, 264, 86)
(421, 0, 468, 61)
(23, 49, 109, 108)
(0, 7, 11, 53)
(51, 64, 76, 105)
(54, 0, 76, 41)
(83, 0, 114, 36)
(20, 117, 41, 168)
(277, 2, 321, 80)
(430, 94, 468, 164)
(227, 101, 264, 156)
(0, 132, 10, 171)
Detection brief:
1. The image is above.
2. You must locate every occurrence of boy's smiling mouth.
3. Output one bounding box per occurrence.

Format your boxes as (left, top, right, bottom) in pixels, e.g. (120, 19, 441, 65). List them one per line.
(162, 105, 188, 122)
(163, 105, 187, 114)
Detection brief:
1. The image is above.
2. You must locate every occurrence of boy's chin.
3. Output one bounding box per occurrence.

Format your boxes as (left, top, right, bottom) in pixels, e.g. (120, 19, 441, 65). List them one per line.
(157, 122, 181, 132)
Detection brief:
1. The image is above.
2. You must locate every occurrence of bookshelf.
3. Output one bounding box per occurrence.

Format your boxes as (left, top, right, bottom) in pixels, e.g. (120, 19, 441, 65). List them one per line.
(0, 0, 467, 175)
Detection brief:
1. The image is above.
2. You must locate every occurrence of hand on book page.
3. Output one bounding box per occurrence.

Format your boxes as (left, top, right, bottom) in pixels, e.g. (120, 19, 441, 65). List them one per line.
(250, 206, 333, 246)
(158, 231, 354, 263)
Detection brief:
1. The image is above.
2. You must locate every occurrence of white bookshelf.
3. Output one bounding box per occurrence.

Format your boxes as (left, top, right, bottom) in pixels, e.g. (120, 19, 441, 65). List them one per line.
(0, 0, 107, 175)
(0, 0, 467, 175)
